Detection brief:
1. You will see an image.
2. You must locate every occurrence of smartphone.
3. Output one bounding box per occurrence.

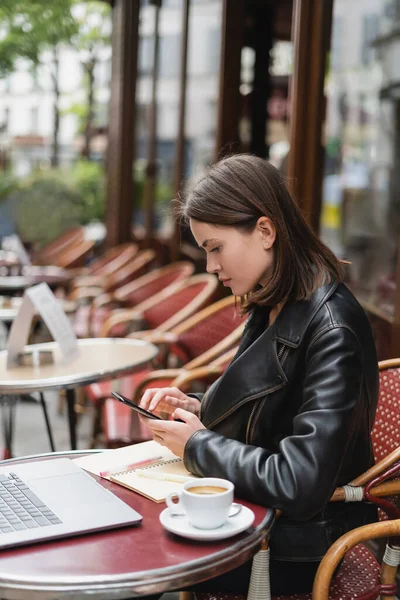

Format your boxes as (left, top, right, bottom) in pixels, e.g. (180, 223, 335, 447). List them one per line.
(111, 392, 184, 422)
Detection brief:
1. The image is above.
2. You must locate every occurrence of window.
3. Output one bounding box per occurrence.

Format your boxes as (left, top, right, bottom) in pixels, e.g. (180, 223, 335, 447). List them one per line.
(331, 16, 344, 71)
(138, 36, 153, 75)
(159, 35, 180, 78)
(207, 28, 221, 74)
(361, 14, 379, 65)
(30, 106, 38, 133)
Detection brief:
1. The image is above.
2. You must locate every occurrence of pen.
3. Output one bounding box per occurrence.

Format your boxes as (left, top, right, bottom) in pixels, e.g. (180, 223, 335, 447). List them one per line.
(136, 471, 193, 483)
(100, 456, 163, 478)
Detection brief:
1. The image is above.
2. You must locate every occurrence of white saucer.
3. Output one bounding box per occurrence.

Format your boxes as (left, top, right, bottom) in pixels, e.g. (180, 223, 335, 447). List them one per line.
(159, 505, 255, 541)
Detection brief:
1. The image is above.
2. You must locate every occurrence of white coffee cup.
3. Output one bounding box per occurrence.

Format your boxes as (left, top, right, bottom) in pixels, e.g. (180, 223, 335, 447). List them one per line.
(165, 477, 242, 530)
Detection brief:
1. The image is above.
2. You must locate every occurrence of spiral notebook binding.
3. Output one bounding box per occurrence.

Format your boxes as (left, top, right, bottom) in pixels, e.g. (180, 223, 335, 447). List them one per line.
(116, 457, 182, 476)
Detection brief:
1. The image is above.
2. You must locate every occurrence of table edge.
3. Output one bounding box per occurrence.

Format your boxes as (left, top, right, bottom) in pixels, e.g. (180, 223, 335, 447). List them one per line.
(0, 451, 275, 598)
(0, 339, 158, 393)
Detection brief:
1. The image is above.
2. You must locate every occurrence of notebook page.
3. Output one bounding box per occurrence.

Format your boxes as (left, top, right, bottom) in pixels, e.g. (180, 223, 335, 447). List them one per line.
(111, 460, 198, 503)
(72, 440, 177, 479)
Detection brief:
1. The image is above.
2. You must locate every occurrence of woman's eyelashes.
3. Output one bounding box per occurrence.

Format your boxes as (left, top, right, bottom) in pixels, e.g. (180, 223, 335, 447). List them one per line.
(209, 246, 221, 253)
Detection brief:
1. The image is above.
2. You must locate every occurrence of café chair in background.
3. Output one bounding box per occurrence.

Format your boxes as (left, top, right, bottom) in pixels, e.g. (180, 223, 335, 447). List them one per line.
(32, 226, 85, 266)
(70, 242, 138, 286)
(72, 249, 157, 338)
(85, 261, 195, 338)
(55, 239, 96, 270)
(98, 273, 218, 340)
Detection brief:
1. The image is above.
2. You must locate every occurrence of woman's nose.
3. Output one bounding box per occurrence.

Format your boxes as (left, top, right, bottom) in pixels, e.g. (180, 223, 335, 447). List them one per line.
(206, 256, 220, 274)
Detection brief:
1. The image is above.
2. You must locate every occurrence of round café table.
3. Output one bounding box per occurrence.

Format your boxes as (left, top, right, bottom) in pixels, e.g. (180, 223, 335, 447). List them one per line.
(0, 297, 76, 324)
(0, 450, 275, 600)
(0, 266, 71, 295)
(0, 338, 158, 457)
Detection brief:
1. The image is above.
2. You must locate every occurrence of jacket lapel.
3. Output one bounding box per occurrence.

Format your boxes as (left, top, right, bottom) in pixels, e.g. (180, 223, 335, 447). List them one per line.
(201, 280, 340, 429)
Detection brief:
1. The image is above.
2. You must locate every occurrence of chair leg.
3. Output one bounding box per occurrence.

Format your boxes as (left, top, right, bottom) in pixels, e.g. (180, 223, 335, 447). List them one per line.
(39, 393, 56, 452)
(380, 543, 400, 600)
(247, 539, 271, 600)
(90, 402, 104, 449)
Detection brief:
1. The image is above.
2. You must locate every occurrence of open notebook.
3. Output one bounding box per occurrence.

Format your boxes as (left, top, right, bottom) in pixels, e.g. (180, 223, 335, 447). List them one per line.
(73, 440, 199, 503)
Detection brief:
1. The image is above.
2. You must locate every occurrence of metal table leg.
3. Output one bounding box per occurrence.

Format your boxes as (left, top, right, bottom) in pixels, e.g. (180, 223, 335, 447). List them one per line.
(0, 395, 17, 459)
(39, 393, 56, 452)
(65, 388, 77, 450)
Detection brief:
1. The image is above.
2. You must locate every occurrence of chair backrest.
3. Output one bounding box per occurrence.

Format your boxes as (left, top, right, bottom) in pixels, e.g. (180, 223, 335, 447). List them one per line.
(171, 346, 239, 394)
(33, 227, 84, 265)
(371, 359, 400, 464)
(104, 249, 156, 293)
(89, 243, 138, 276)
(55, 239, 95, 269)
(170, 296, 246, 365)
(114, 261, 195, 307)
(136, 274, 218, 332)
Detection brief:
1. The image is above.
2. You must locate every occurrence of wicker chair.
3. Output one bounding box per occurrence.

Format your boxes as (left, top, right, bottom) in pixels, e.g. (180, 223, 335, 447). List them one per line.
(70, 242, 138, 286)
(85, 261, 195, 338)
(98, 273, 218, 340)
(55, 239, 96, 269)
(195, 358, 400, 600)
(72, 249, 156, 338)
(32, 227, 85, 266)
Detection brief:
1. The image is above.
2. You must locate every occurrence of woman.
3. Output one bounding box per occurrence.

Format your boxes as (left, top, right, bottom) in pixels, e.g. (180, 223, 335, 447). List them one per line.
(139, 154, 379, 596)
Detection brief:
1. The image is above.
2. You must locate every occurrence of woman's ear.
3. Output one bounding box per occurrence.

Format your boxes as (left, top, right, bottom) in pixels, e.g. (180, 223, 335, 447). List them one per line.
(256, 217, 276, 248)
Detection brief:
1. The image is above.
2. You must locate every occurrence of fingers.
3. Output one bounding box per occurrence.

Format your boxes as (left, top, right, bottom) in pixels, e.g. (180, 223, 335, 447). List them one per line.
(173, 408, 202, 427)
(140, 387, 188, 412)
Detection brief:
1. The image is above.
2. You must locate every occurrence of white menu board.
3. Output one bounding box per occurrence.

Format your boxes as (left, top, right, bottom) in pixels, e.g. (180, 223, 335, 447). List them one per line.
(7, 283, 79, 368)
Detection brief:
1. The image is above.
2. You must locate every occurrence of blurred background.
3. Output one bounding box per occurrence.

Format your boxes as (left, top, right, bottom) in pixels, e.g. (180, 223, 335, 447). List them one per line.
(0, 0, 400, 359)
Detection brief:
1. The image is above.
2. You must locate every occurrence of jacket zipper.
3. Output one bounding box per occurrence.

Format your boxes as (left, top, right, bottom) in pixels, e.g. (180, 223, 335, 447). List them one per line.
(245, 342, 289, 444)
(246, 400, 263, 443)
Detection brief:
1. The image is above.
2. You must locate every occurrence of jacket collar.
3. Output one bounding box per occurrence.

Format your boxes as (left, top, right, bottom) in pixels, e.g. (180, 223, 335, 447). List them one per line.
(200, 279, 339, 429)
(274, 279, 339, 348)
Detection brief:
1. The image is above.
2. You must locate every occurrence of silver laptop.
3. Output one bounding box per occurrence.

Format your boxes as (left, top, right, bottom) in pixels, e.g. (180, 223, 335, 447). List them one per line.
(0, 457, 142, 549)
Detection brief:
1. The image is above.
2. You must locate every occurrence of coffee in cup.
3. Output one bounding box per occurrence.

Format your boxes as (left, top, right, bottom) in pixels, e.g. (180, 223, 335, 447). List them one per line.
(186, 485, 227, 495)
(165, 477, 241, 529)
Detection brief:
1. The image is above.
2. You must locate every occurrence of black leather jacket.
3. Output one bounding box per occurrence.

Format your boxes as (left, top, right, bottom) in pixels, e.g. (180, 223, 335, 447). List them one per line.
(184, 281, 379, 561)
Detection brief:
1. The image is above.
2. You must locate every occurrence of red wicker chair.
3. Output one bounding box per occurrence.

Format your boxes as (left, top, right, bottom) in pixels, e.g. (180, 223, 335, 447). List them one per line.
(85, 261, 195, 338)
(98, 273, 218, 339)
(70, 242, 138, 285)
(72, 249, 156, 337)
(55, 239, 96, 269)
(32, 226, 85, 266)
(195, 358, 400, 600)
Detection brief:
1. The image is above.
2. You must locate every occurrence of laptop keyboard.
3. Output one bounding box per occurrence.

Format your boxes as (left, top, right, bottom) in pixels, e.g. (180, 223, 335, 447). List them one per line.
(0, 472, 62, 534)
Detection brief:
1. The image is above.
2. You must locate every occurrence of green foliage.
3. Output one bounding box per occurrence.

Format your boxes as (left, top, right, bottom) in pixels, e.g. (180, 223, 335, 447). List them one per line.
(0, 172, 20, 203)
(8, 160, 105, 246)
(70, 160, 105, 223)
(0, 1, 78, 76)
(13, 171, 82, 247)
(133, 162, 173, 208)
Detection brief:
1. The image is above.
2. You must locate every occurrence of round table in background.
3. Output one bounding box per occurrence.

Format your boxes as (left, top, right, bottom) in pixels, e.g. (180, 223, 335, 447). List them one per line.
(0, 298, 76, 324)
(0, 338, 158, 456)
(0, 266, 71, 295)
(0, 450, 275, 600)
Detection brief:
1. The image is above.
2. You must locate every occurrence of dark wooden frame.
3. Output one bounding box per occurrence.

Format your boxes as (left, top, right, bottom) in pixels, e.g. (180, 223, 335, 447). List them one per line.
(105, 0, 139, 247)
(287, 0, 333, 233)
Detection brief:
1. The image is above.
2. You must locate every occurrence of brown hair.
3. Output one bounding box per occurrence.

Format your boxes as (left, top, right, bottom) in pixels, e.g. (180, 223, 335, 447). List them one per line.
(177, 154, 343, 311)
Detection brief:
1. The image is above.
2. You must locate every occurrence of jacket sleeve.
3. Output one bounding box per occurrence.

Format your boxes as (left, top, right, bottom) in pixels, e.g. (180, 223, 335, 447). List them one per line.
(183, 326, 364, 521)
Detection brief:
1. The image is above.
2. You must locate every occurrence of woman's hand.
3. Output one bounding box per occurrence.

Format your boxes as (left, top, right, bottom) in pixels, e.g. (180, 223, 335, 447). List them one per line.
(139, 408, 206, 458)
(140, 386, 201, 417)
